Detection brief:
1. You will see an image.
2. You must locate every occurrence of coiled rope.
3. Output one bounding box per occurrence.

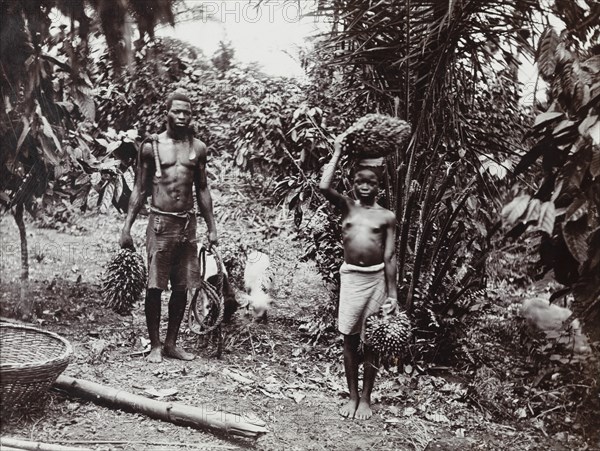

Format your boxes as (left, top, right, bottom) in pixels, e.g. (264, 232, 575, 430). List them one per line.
(188, 246, 225, 335)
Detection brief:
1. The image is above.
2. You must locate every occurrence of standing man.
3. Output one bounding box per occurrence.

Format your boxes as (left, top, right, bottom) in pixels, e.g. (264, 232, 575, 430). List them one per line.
(319, 136, 398, 420)
(120, 92, 218, 363)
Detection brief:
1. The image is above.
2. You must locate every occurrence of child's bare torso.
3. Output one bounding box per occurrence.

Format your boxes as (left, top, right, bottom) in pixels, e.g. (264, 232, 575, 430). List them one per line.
(341, 201, 391, 266)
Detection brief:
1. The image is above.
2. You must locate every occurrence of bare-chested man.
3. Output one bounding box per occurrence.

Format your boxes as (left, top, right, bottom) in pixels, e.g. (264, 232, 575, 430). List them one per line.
(119, 92, 218, 363)
(319, 137, 398, 420)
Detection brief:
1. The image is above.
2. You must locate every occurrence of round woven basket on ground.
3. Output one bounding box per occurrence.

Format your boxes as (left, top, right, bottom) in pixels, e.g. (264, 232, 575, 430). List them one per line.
(1, 323, 72, 409)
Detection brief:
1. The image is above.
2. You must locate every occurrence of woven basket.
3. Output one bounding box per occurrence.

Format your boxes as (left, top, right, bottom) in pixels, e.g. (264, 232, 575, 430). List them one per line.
(1, 323, 72, 409)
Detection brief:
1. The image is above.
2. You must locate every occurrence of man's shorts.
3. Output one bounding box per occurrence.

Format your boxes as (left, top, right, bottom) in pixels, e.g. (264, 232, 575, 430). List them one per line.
(146, 212, 201, 291)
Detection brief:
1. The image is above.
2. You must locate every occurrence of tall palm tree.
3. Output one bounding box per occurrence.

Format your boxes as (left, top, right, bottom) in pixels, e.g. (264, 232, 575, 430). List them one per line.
(307, 0, 599, 342)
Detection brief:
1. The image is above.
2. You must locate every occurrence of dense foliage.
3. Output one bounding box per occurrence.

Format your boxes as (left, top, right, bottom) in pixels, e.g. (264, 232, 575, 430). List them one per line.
(502, 15, 600, 340)
(267, 0, 542, 362)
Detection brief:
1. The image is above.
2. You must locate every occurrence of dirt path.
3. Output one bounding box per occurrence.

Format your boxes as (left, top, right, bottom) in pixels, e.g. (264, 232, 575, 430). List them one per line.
(0, 214, 588, 450)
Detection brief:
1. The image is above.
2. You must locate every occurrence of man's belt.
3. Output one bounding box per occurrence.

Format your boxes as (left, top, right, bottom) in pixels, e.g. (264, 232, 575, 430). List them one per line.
(149, 206, 195, 218)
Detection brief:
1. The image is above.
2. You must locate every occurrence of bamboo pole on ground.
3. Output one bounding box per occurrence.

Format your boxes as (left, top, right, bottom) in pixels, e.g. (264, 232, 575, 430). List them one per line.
(0, 437, 92, 451)
(53, 375, 268, 438)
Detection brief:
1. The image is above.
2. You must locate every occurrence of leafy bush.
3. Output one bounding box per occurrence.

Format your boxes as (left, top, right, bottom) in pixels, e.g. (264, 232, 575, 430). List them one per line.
(501, 27, 600, 340)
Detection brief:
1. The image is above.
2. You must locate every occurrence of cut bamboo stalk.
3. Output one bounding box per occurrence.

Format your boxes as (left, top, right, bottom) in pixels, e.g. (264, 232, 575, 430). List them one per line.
(53, 375, 268, 438)
(42, 440, 238, 449)
(0, 437, 92, 451)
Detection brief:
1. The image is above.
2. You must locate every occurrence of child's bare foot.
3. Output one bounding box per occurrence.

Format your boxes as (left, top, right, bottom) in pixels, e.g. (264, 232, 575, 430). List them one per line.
(339, 399, 358, 418)
(163, 345, 195, 361)
(146, 346, 163, 363)
(355, 398, 373, 420)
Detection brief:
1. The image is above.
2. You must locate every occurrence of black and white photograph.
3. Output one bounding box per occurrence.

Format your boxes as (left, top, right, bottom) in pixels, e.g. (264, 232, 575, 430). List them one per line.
(1, 1, 599, 450)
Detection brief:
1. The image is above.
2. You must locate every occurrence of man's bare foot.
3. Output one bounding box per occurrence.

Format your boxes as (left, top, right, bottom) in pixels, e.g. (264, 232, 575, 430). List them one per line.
(355, 398, 373, 420)
(146, 346, 163, 363)
(163, 345, 195, 361)
(339, 399, 358, 418)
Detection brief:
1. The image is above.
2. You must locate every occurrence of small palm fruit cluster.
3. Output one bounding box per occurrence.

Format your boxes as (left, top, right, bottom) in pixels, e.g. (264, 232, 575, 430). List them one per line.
(102, 249, 147, 315)
(341, 114, 411, 158)
(365, 310, 413, 358)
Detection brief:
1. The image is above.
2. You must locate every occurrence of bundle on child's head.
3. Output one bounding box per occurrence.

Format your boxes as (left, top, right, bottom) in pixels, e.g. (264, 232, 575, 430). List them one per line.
(353, 156, 385, 180)
(341, 113, 411, 159)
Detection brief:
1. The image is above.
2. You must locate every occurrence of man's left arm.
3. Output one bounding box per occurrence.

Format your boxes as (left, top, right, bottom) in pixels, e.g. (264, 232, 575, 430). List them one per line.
(194, 141, 218, 247)
(382, 212, 398, 315)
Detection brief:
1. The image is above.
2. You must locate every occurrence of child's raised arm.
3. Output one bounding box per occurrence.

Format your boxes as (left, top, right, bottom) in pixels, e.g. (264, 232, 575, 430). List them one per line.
(319, 136, 348, 210)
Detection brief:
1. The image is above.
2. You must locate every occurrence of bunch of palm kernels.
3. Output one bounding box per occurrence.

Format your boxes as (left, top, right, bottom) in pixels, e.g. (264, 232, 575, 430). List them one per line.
(341, 114, 411, 158)
(102, 249, 147, 315)
(365, 310, 413, 358)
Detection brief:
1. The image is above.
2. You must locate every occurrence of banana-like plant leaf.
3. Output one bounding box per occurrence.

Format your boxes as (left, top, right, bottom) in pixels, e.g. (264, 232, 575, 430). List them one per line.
(537, 201, 556, 235)
(501, 194, 531, 225)
(565, 199, 588, 224)
(522, 198, 541, 225)
(536, 27, 559, 81)
(587, 121, 600, 146)
(113, 174, 123, 203)
(533, 111, 564, 129)
(100, 181, 115, 214)
(514, 138, 549, 175)
(16, 117, 31, 152)
(563, 217, 590, 264)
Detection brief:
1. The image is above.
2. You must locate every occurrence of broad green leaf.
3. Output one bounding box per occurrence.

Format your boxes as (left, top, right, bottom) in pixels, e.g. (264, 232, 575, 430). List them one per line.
(522, 198, 541, 224)
(537, 201, 556, 235)
(588, 121, 600, 146)
(107, 141, 121, 154)
(552, 119, 576, 138)
(501, 194, 531, 225)
(563, 218, 589, 264)
(40, 113, 62, 152)
(113, 175, 123, 203)
(533, 111, 564, 129)
(74, 94, 96, 122)
(74, 173, 90, 186)
(577, 114, 598, 137)
(100, 182, 115, 214)
(536, 27, 559, 81)
(16, 117, 30, 152)
(125, 129, 138, 141)
(565, 199, 588, 223)
(38, 137, 59, 166)
(550, 179, 564, 202)
(123, 167, 135, 190)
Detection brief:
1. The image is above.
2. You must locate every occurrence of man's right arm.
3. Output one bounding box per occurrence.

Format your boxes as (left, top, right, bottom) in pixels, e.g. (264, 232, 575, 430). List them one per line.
(319, 136, 347, 210)
(119, 142, 153, 249)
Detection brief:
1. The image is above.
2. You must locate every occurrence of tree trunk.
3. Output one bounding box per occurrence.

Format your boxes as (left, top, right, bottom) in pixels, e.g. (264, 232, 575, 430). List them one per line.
(53, 375, 269, 438)
(12, 202, 31, 319)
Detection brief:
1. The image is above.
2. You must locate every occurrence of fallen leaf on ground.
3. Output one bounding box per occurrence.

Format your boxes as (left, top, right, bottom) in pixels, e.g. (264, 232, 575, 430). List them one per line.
(403, 407, 417, 417)
(223, 368, 254, 384)
(425, 412, 450, 423)
(288, 391, 306, 404)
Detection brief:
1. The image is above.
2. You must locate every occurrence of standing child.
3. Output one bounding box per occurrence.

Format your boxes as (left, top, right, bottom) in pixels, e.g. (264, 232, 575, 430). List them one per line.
(319, 136, 398, 420)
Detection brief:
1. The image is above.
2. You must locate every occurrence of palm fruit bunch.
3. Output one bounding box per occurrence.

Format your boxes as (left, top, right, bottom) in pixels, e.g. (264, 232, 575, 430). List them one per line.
(102, 249, 147, 315)
(341, 114, 411, 158)
(365, 310, 413, 358)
